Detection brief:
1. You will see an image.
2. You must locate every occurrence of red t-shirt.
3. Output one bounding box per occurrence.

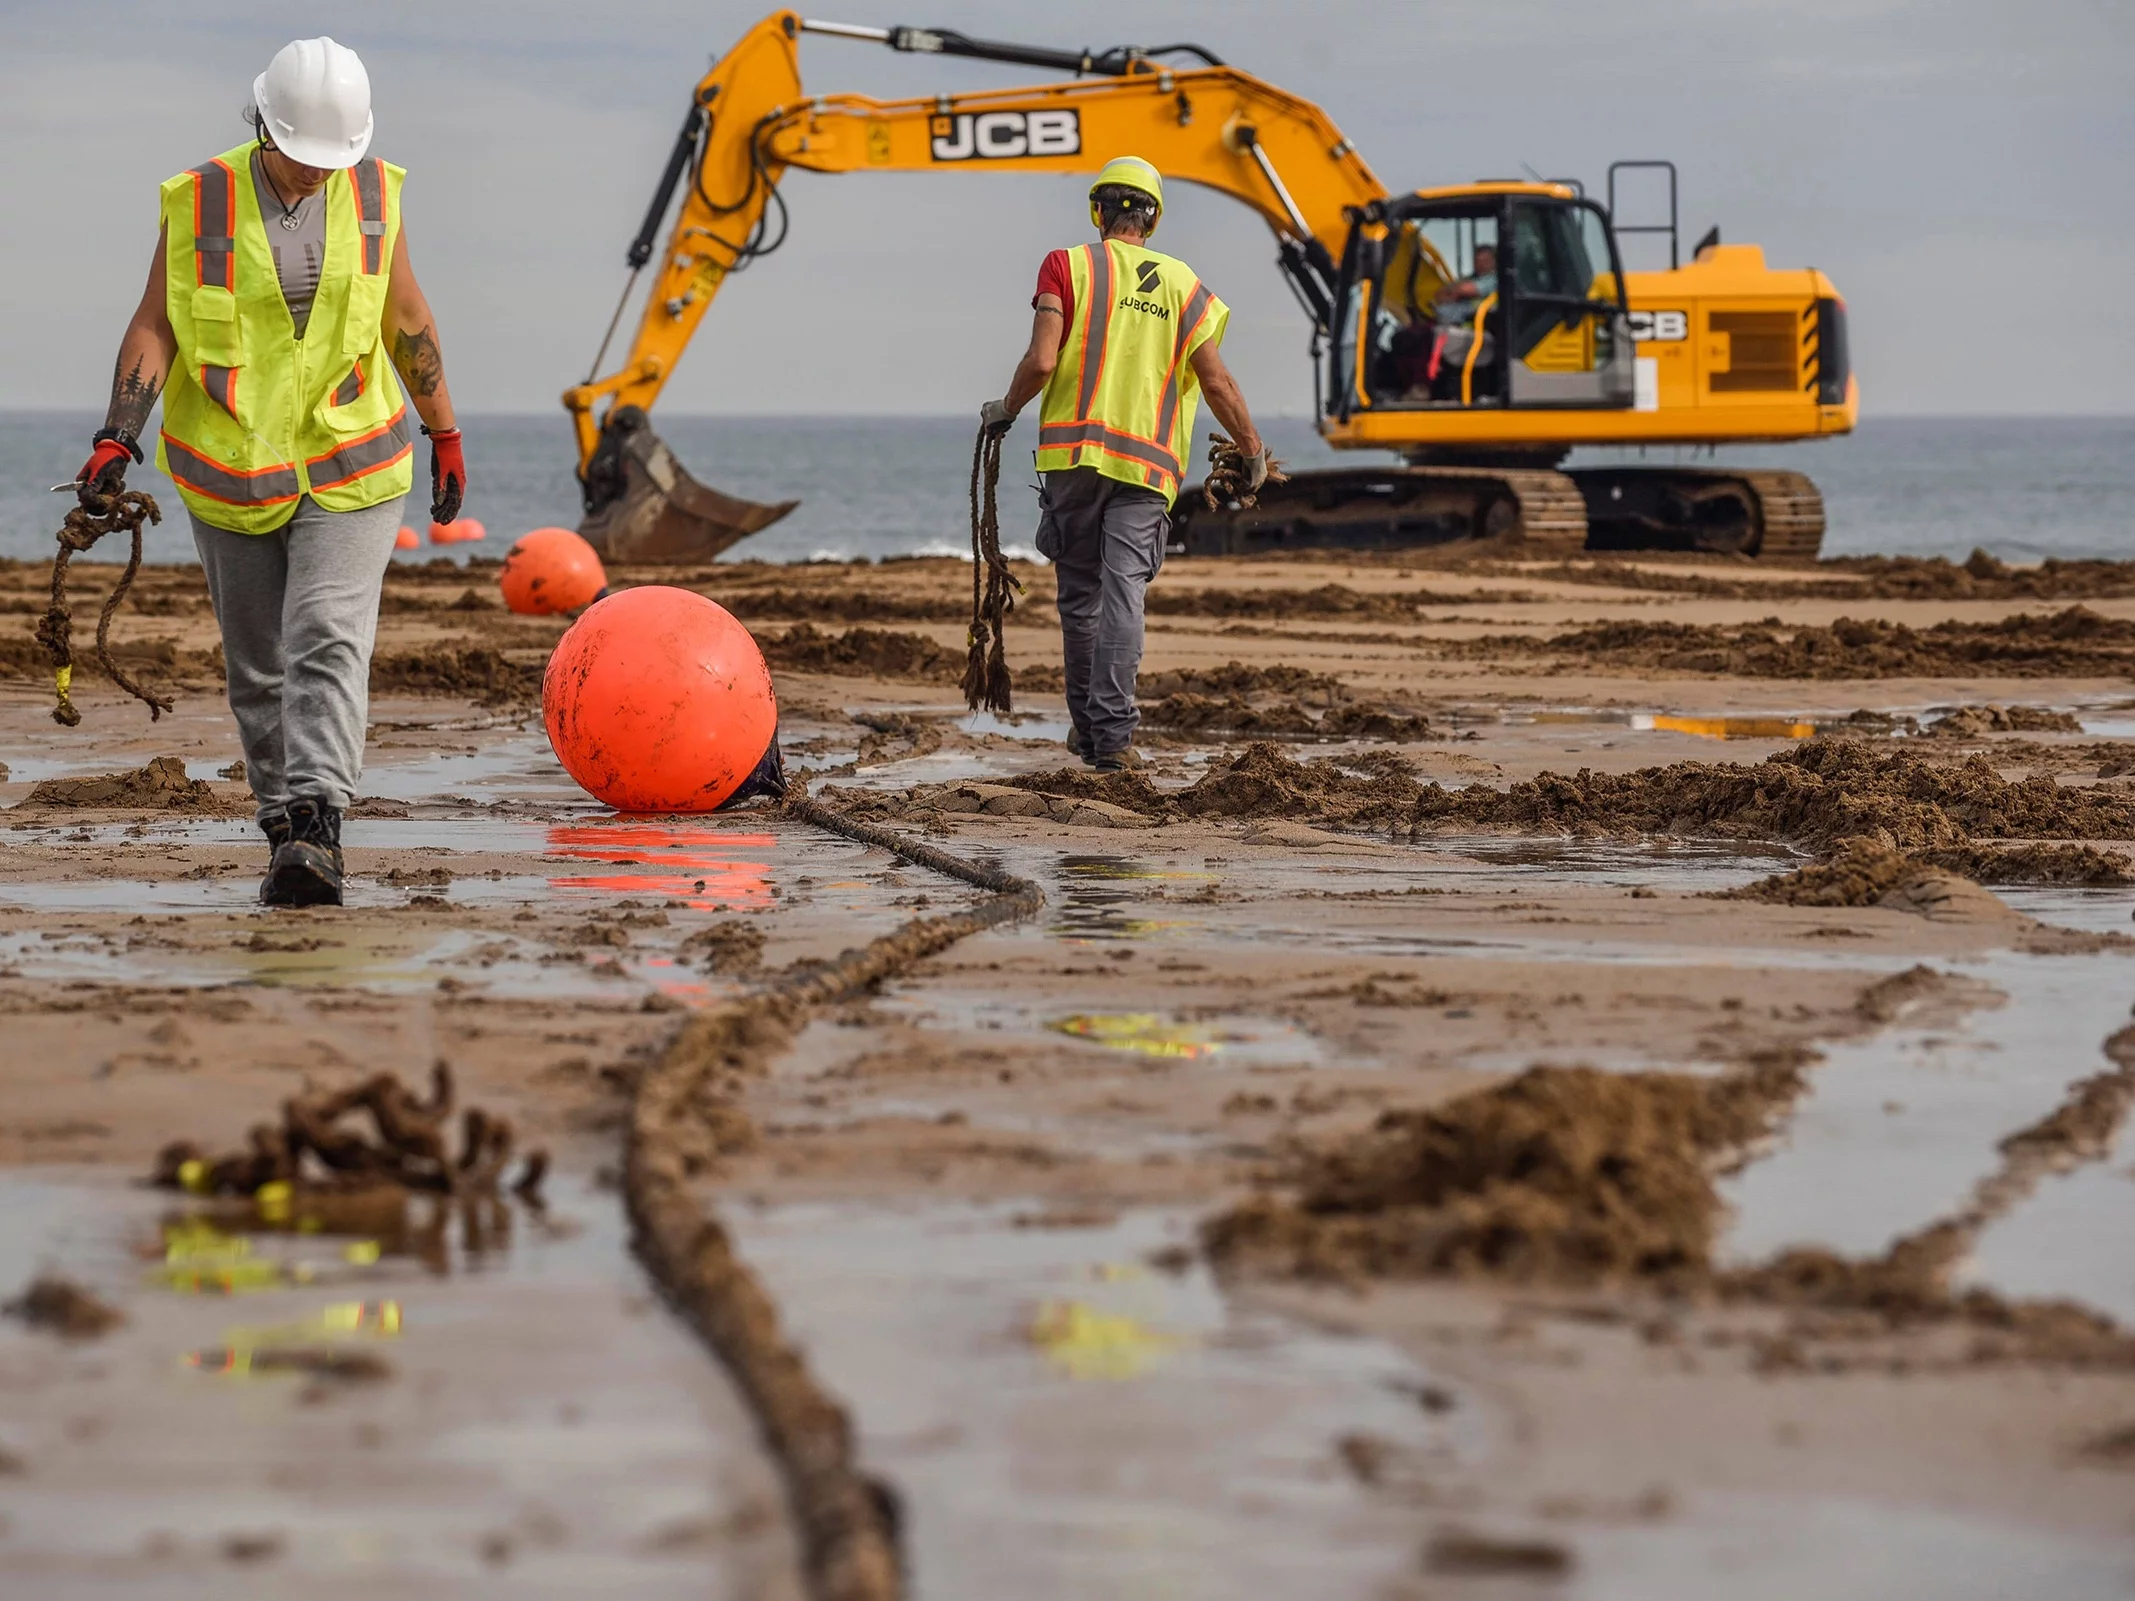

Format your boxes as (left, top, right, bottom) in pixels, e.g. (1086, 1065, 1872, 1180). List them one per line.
(1033, 249, 1074, 352)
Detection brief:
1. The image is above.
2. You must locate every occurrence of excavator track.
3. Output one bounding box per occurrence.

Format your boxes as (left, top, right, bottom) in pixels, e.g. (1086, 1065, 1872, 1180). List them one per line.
(1169, 465, 1589, 557)
(1738, 469, 1827, 562)
(1571, 466, 1826, 561)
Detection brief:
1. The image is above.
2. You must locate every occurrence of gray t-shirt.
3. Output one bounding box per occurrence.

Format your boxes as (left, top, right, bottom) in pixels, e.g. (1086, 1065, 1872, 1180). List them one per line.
(251, 148, 326, 340)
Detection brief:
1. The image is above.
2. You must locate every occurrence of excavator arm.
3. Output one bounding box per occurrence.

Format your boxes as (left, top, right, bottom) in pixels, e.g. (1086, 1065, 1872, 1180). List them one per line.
(563, 11, 1386, 559)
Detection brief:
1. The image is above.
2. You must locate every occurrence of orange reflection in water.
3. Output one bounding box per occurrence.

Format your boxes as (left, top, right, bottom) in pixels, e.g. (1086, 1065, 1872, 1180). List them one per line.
(546, 824, 775, 909)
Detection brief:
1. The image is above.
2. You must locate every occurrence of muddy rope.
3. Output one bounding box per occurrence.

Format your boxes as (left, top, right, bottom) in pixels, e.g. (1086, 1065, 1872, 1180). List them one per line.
(35, 487, 169, 726)
(1202, 432, 1288, 512)
(627, 791, 1042, 1601)
(961, 426, 1021, 718)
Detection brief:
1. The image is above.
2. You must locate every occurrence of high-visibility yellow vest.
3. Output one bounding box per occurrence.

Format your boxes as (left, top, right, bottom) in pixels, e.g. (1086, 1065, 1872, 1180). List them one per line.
(156, 143, 414, 533)
(1034, 240, 1227, 508)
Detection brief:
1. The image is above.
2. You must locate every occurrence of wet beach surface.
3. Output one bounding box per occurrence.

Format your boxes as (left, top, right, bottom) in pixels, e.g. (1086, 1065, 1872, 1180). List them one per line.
(6, 548, 2135, 1596)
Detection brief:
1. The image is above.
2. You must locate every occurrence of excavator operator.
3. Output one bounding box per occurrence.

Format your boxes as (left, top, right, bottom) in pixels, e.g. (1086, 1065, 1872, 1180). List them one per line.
(981, 157, 1266, 771)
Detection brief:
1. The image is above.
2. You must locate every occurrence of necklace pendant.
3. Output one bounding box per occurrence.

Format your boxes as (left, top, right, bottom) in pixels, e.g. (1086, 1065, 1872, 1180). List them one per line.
(279, 213, 302, 231)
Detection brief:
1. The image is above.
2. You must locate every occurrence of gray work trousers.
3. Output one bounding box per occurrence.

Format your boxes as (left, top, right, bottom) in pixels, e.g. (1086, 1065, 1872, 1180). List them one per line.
(1036, 467, 1169, 756)
(190, 494, 405, 819)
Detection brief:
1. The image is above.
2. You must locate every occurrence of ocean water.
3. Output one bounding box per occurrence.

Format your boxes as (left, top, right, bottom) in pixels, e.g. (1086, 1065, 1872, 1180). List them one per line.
(1, 410, 2126, 568)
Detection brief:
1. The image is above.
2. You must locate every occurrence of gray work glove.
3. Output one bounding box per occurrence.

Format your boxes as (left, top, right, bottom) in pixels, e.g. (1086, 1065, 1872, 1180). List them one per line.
(1244, 446, 1270, 493)
(979, 398, 1014, 440)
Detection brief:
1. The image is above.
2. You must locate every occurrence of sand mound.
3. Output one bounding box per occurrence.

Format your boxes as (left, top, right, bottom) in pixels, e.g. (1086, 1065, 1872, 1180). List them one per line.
(700, 587, 983, 624)
(1925, 704, 2084, 737)
(1137, 662, 1351, 701)
(1411, 739, 2135, 850)
(1449, 606, 2135, 678)
(1206, 1055, 1808, 1284)
(1733, 838, 2135, 903)
(0, 633, 218, 686)
(1007, 743, 1424, 828)
(1140, 695, 1440, 741)
(1173, 743, 1426, 827)
(760, 624, 960, 683)
(1836, 551, 2135, 602)
(370, 644, 541, 704)
(1145, 583, 1523, 620)
(1513, 552, 2135, 604)
(24, 756, 227, 811)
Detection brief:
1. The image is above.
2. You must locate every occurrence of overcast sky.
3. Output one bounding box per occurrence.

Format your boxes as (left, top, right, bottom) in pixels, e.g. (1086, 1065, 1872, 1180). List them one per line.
(4, 0, 2131, 419)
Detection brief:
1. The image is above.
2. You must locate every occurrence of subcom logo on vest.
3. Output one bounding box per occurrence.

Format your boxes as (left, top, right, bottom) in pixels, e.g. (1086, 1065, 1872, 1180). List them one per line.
(929, 110, 1081, 161)
(1117, 259, 1170, 319)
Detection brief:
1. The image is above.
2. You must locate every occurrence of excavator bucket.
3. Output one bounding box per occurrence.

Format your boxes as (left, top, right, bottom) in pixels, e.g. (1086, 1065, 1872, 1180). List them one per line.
(576, 406, 797, 565)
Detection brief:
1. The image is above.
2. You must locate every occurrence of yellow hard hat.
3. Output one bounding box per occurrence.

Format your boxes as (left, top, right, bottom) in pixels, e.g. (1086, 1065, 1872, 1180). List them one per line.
(1089, 156, 1164, 234)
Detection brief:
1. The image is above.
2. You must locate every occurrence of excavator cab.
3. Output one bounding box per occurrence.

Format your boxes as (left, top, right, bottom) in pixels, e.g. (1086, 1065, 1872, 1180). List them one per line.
(1334, 186, 1635, 422)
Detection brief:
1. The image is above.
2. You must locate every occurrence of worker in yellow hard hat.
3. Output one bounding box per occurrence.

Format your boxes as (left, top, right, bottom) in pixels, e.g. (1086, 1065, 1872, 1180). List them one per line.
(74, 36, 466, 908)
(981, 156, 1266, 771)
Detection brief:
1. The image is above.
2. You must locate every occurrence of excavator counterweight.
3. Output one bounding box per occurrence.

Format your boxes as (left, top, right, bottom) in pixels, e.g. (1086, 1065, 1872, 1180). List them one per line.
(565, 13, 1855, 563)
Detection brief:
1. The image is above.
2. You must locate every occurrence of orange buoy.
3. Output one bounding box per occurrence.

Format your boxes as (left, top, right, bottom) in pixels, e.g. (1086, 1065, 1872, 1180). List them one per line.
(543, 587, 778, 812)
(430, 516, 485, 544)
(500, 527, 607, 616)
(394, 526, 420, 550)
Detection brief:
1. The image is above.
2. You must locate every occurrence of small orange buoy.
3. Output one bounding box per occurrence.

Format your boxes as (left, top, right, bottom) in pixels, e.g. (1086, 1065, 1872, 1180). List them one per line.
(500, 527, 607, 615)
(430, 516, 485, 545)
(394, 526, 420, 550)
(543, 587, 778, 812)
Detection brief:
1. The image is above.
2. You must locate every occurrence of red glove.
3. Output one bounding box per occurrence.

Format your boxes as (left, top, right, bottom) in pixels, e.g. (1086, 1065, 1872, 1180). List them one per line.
(76, 434, 136, 499)
(424, 426, 465, 524)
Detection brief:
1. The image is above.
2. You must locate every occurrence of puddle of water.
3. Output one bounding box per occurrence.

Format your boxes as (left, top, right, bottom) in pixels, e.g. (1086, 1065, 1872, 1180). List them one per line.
(1631, 713, 1816, 741)
(1047, 1011, 1323, 1066)
(1048, 853, 1214, 942)
(545, 824, 777, 909)
(726, 1201, 1474, 1600)
(0, 1168, 797, 1592)
(1423, 835, 1799, 894)
(1998, 884, 2135, 936)
(1968, 1155, 2135, 1327)
(1720, 950, 2134, 1269)
(1562, 1492, 2132, 1601)
(355, 737, 579, 805)
(957, 710, 1075, 744)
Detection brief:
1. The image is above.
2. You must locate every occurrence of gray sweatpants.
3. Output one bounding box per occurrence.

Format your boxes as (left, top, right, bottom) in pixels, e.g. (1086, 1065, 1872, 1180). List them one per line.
(191, 494, 404, 819)
(1036, 467, 1170, 756)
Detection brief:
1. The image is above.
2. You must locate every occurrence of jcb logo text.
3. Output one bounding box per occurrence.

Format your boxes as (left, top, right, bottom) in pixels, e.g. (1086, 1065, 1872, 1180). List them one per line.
(929, 110, 1081, 162)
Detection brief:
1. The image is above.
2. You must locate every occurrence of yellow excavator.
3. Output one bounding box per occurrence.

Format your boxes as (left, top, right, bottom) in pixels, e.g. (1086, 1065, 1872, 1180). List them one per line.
(563, 12, 1856, 562)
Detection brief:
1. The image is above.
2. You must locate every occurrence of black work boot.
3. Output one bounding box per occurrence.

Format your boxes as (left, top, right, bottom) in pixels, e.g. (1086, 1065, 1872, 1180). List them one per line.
(262, 796, 344, 908)
(1067, 724, 1091, 765)
(1092, 747, 1143, 774)
(256, 809, 292, 905)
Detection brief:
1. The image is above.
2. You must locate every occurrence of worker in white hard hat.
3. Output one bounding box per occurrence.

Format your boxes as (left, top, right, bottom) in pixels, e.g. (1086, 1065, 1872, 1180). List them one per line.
(982, 156, 1266, 771)
(75, 37, 466, 908)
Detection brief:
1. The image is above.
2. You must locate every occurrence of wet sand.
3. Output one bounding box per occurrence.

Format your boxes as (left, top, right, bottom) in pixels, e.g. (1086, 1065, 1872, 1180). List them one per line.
(5, 547, 2135, 1597)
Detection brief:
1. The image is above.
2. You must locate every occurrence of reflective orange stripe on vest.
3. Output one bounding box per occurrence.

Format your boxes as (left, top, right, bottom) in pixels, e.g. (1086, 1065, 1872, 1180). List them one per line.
(305, 406, 412, 492)
(1035, 419, 1179, 484)
(348, 159, 387, 275)
(331, 361, 364, 408)
(190, 158, 236, 289)
(163, 436, 301, 507)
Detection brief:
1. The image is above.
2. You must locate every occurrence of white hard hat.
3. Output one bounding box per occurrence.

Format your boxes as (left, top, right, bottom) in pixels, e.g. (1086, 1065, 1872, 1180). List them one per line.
(253, 37, 372, 170)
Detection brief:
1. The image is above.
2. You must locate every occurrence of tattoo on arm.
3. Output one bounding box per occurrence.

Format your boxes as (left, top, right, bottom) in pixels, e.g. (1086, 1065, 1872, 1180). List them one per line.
(105, 354, 159, 438)
(390, 324, 445, 398)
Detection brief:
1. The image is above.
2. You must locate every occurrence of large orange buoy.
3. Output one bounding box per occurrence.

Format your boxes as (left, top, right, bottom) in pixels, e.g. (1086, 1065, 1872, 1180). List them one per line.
(430, 516, 485, 545)
(543, 586, 778, 812)
(500, 527, 607, 616)
(394, 525, 420, 550)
